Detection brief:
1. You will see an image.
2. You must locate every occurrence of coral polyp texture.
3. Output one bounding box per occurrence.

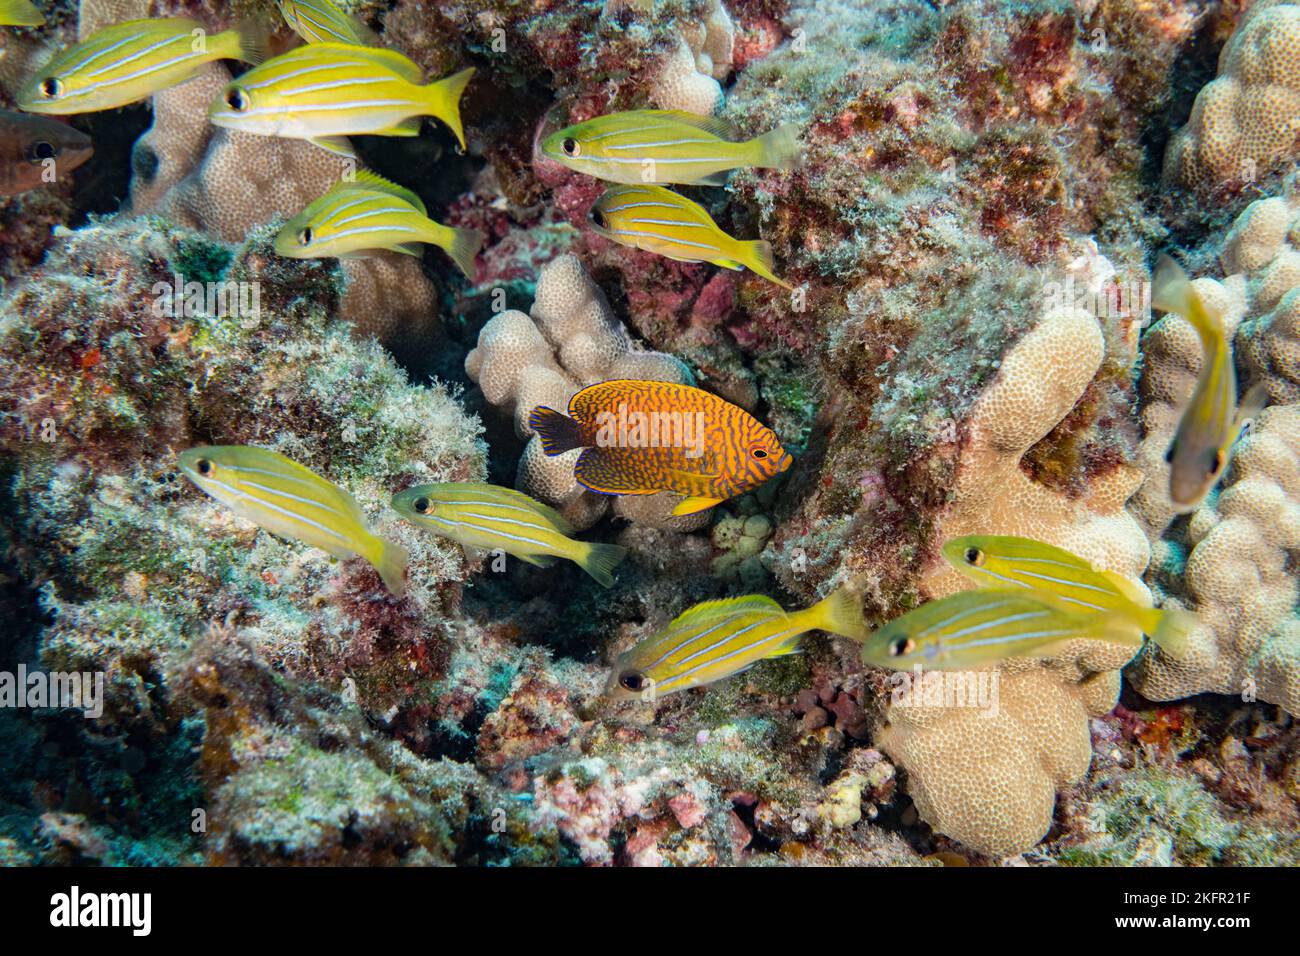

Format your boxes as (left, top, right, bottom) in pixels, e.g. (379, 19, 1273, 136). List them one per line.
(1163, 0, 1300, 195)
(1, 0, 1298, 874)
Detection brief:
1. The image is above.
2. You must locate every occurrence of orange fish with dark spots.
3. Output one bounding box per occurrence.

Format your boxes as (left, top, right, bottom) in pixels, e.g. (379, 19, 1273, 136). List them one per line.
(0, 110, 92, 197)
(529, 379, 791, 516)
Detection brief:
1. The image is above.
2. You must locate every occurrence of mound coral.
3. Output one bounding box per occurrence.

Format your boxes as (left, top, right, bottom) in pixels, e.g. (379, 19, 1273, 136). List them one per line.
(877, 300, 1149, 858)
(1130, 404, 1300, 715)
(465, 253, 704, 530)
(1163, 0, 1300, 194)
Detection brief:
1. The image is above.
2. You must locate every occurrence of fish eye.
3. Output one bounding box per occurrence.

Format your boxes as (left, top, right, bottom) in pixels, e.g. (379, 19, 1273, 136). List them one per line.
(889, 636, 916, 657)
(39, 77, 63, 99)
(413, 496, 431, 514)
(561, 137, 580, 157)
(1164, 441, 1177, 464)
(752, 448, 768, 460)
(225, 88, 250, 112)
(964, 547, 985, 567)
(590, 207, 607, 229)
(195, 458, 213, 477)
(618, 671, 646, 692)
(298, 227, 313, 246)
(27, 141, 57, 163)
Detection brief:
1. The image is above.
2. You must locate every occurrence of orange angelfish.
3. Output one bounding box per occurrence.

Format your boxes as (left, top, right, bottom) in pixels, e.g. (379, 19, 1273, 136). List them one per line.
(528, 379, 791, 516)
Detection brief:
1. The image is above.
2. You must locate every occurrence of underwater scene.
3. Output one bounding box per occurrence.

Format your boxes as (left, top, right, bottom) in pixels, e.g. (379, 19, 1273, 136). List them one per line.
(0, 0, 1297, 873)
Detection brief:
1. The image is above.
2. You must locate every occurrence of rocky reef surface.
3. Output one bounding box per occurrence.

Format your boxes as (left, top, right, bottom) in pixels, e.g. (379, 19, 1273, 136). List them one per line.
(0, 0, 1297, 866)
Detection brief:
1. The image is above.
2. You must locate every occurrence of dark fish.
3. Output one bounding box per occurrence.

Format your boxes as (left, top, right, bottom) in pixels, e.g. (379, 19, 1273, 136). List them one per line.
(0, 110, 92, 197)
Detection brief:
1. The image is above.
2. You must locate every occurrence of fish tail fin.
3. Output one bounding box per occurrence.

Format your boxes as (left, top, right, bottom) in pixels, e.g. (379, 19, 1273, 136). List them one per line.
(441, 226, 484, 279)
(576, 541, 628, 588)
(805, 586, 869, 642)
(0, 0, 44, 26)
(373, 537, 410, 597)
(529, 406, 586, 455)
(1152, 253, 1220, 343)
(422, 67, 475, 150)
(739, 239, 794, 291)
(750, 122, 801, 171)
(229, 17, 270, 65)
(1141, 606, 1197, 658)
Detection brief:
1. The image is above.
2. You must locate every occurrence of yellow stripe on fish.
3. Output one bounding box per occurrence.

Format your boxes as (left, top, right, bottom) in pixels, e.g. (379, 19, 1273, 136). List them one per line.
(391, 482, 627, 587)
(940, 535, 1193, 656)
(179, 445, 408, 596)
(18, 18, 265, 114)
(859, 589, 1141, 671)
(541, 109, 800, 186)
(207, 42, 475, 157)
(275, 169, 484, 277)
(528, 379, 792, 517)
(607, 587, 866, 701)
(587, 184, 793, 289)
(0, 0, 44, 26)
(1151, 254, 1268, 511)
(278, 0, 376, 46)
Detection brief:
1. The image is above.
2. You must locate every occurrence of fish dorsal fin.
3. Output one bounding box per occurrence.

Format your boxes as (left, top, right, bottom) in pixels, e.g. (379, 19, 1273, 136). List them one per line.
(669, 595, 785, 629)
(304, 41, 424, 84)
(647, 110, 736, 139)
(347, 169, 426, 214)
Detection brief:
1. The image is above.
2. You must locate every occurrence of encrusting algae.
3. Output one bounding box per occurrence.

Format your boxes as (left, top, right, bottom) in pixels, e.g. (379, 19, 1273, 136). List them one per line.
(0, 0, 1296, 873)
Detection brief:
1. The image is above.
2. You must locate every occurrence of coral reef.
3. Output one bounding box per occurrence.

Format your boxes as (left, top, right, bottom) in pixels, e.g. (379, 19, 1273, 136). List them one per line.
(124, 63, 442, 369)
(1131, 404, 1300, 715)
(465, 253, 704, 530)
(1163, 0, 1300, 197)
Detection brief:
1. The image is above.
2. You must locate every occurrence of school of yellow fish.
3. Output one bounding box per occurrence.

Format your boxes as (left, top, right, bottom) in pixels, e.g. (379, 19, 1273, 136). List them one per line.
(4, 0, 1250, 707)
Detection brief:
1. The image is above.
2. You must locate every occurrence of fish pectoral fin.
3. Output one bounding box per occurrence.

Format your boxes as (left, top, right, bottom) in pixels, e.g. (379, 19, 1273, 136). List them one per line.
(309, 136, 358, 158)
(337, 250, 378, 260)
(373, 117, 423, 137)
(686, 170, 731, 186)
(1232, 383, 1270, 443)
(517, 553, 558, 568)
(671, 496, 723, 516)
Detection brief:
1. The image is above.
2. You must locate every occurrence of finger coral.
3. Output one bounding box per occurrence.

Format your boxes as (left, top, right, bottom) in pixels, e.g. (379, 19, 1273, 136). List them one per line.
(1163, 0, 1300, 194)
(465, 253, 702, 530)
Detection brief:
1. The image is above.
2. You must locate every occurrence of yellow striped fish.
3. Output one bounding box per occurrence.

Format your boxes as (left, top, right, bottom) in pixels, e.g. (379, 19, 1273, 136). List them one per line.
(179, 446, 408, 596)
(940, 535, 1194, 655)
(18, 18, 265, 114)
(0, 0, 44, 26)
(859, 589, 1139, 671)
(1152, 254, 1268, 511)
(207, 42, 474, 158)
(606, 588, 867, 701)
(391, 482, 627, 587)
(278, 0, 376, 46)
(588, 184, 792, 289)
(274, 169, 483, 276)
(541, 110, 800, 186)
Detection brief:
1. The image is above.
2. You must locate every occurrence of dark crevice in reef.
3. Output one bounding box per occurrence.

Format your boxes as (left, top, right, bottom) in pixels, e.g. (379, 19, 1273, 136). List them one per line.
(64, 104, 151, 226)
